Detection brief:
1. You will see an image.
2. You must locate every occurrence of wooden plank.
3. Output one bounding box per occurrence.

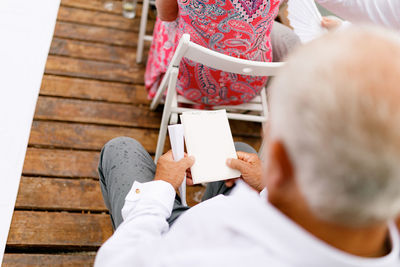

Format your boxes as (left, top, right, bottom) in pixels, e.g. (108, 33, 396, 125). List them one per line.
(3, 253, 96, 267)
(231, 120, 262, 138)
(54, 21, 137, 47)
(186, 185, 205, 206)
(29, 121, 158, 152)
(34, 96, 161, 128)
(44, 55, 144, 83)
(40, 75, 149, 104)
(23, 148, 99, 178)
(58, 5, 135, 31)
(15, 177, 106, 211)
(33, 96, 260, 137)
(60, 0, 154, 15)
(7, 211, 112, 247)
(58, 5, 155, 32)
(61, 0, 123, 14)
(49, 38, 137, 64)
(233, 136, 262, 151)
(28, 120, 260, 153)
(15, 178, 208, 212)
(23, 140, 259, 179)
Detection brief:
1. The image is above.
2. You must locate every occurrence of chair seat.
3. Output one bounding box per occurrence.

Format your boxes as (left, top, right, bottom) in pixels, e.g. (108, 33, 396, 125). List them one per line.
(176, 95, 264, 112)
(151, 34, 283, 163)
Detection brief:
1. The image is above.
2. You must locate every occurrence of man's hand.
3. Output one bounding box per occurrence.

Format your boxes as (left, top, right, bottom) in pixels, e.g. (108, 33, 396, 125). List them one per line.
(226, 152, 263, 192)
(154, 150, 195, 190)
(321, 16, 343, 31)
(185, 168, 194, 185)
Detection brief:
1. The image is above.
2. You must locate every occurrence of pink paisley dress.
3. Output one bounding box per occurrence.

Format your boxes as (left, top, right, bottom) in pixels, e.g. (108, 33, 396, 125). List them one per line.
(145, 0, 280, 106)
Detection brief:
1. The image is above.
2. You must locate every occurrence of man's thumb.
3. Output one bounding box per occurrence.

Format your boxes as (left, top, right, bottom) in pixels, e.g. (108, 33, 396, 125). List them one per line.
(227, 158, 247, 172)
(180, 156, 195, 168)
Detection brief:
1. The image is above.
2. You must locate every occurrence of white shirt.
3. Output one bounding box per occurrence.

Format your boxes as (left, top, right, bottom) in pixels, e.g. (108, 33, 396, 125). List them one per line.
(95, 180, 400, 267)
(316, 0, 400, 30)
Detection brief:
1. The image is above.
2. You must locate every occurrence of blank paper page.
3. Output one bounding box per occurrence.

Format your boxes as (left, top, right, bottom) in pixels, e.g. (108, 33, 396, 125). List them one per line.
(181, 110, 241, 184)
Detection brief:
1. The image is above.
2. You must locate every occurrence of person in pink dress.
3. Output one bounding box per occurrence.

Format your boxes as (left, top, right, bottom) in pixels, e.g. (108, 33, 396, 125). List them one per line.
(145, 0, 281, 106)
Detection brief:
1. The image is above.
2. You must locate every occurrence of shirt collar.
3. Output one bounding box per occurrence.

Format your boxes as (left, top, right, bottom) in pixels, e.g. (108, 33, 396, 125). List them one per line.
(228, 181, 400, 267)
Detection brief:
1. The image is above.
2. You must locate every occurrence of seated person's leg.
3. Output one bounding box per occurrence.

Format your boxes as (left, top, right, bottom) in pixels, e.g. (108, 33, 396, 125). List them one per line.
(99, 138, 256, 228)
(271, 21, 300, 62)
(99, 136, 190, 229)
(202, 142, 257, 201)
(98, 137, 157, 230)
(167, 196, 190, 226)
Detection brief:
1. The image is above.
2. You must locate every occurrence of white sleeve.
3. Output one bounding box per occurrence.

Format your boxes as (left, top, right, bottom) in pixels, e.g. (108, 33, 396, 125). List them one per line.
(94, 180, 176, 267)
(316, 0, 400, 30)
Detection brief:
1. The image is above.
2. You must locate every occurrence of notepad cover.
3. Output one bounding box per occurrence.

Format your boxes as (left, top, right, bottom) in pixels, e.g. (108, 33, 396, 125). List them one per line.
(180, 110, 241, 184)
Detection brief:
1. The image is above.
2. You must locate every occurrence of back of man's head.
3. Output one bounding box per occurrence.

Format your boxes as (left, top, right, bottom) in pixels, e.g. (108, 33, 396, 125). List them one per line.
(269, 26, 400, 227)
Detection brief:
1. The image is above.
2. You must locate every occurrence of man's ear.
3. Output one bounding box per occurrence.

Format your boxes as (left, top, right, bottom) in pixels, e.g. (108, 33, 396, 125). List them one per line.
(265, 140, 294, 191)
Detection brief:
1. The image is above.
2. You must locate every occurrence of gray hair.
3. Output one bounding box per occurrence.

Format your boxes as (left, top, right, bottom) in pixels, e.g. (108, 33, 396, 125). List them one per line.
(269, 26, 400, 226)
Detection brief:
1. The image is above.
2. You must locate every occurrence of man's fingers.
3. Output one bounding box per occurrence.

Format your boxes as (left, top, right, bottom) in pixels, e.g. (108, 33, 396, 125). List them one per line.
(161, 150, 174, 160)
(236, 151, 252, 161)
(227, 158, 247, 172)
(225, 178, 238, 188)
(321, 17, 341, 30)
(186, 177, 194, 186)
(179, 155, 195, 169)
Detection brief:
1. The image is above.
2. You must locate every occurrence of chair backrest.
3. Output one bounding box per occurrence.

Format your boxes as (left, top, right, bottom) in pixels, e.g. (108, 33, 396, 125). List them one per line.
(170, 34, 284, 77)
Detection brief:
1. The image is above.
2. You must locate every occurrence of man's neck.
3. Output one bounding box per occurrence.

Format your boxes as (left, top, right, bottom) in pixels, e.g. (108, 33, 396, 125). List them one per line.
(276, 203, 390, 257)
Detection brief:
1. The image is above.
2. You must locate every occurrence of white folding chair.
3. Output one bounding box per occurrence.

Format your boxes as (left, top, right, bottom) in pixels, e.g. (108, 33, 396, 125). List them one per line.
(151, 34, 284, 162)
(136, 0, 155, 63)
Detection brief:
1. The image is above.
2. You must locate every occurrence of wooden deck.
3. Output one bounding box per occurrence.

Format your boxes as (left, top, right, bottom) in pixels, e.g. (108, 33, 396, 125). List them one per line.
(3, 1, 261, 265)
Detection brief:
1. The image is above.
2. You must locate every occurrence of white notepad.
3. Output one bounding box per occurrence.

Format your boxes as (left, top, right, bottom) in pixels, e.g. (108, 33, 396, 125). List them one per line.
(180, 110, 241, 184)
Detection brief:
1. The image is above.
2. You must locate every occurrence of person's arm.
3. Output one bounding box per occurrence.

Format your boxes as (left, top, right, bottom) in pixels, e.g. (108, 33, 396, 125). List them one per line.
(156, 0, 179, 21)
(316, 0, 400, 30)
(94, 151, 194, 267)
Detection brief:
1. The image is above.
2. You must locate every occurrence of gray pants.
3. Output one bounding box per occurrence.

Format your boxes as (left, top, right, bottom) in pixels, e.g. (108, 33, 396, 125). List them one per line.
(98, 137, 256, 230)
(271, 21, 300, 62)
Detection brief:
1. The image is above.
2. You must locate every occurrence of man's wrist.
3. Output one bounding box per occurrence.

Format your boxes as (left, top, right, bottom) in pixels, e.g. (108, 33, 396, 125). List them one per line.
(154, 176, 179, 190)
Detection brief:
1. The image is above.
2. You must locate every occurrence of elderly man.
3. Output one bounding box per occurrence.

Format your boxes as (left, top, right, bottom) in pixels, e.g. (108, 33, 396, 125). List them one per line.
(95, 26, 400, 266)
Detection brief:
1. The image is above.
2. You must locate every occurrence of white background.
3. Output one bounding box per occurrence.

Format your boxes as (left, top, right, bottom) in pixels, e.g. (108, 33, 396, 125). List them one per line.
(0, 0, 60, 263)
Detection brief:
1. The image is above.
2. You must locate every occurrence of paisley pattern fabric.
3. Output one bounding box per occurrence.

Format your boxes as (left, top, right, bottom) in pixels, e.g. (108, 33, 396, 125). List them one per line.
(145, 0, 280, 106)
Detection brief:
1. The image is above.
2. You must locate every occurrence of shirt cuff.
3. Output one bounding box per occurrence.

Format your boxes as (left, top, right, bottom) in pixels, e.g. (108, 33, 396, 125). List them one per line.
(121, 180, 176, 220)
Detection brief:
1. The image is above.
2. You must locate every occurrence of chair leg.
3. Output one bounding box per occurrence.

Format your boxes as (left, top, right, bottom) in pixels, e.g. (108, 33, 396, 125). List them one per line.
(150, 68, 170, 110)
(258, 87, 269, 160)
(169, 91, 178, 124)
(259, 120, 270, 161)
(155, 110, 170, 162)
(258, 139, 265, 161)
(155, 67, 179, 163)
(170, 113, 178, 124)
(260, 87, 269, 119)
(136, 0, 150, 64)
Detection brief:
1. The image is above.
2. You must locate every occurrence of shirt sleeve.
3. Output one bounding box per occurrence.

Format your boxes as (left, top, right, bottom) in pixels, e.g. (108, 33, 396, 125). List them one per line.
(316, 0, 400, 30)
(94, 180, 176, 267)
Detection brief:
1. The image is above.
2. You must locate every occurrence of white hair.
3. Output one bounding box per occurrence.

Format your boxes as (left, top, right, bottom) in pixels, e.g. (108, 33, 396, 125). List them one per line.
(269, 26, 400, 226)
